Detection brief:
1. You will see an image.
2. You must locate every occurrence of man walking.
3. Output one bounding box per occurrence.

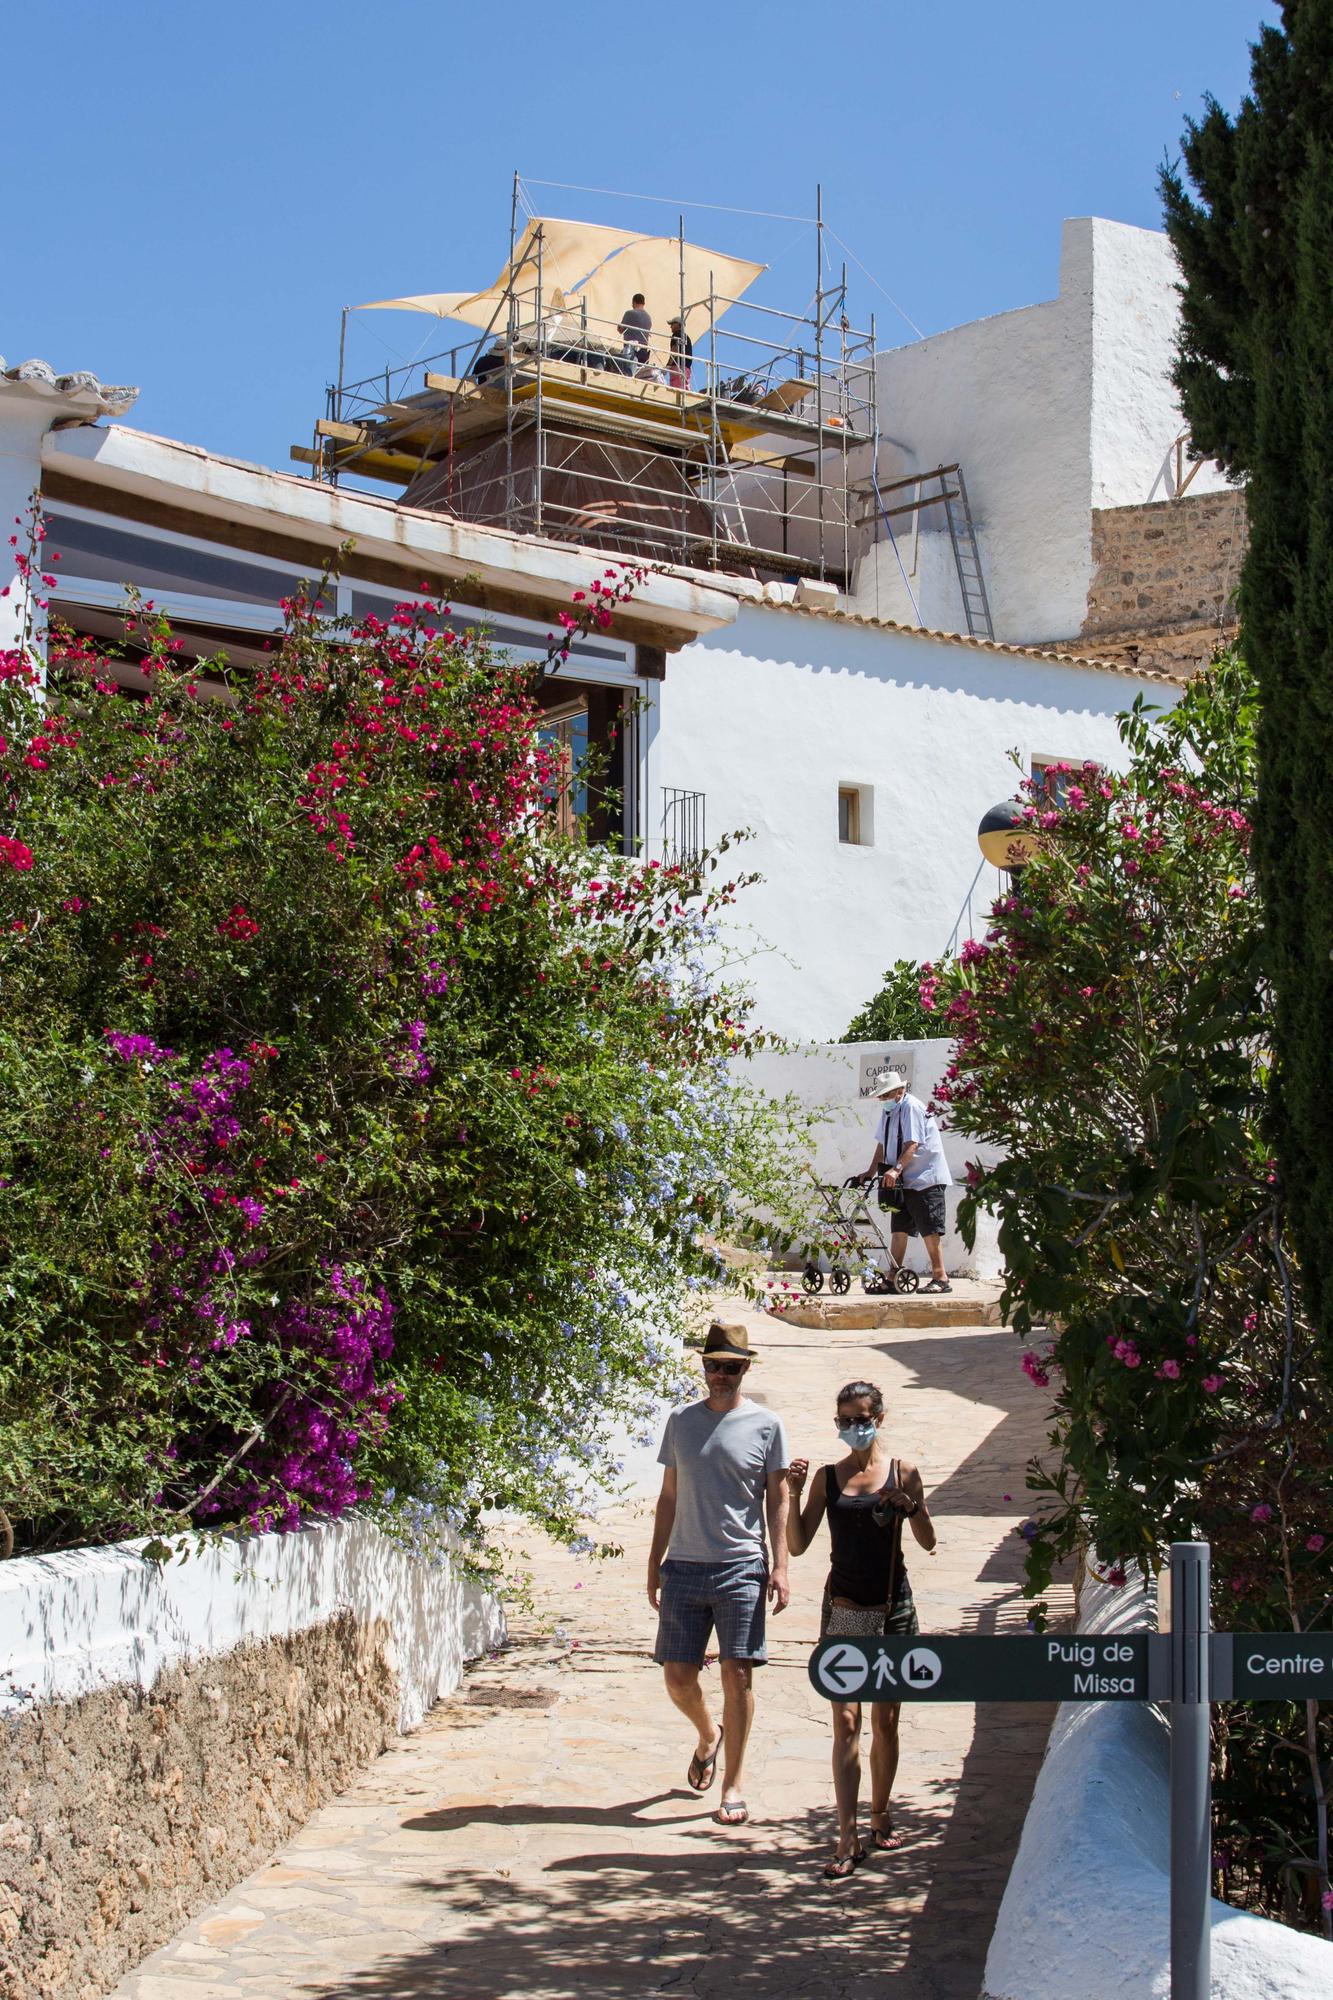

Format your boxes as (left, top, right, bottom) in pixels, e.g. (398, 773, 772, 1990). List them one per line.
(863, 1067, 955, 1294)
(648, 1321, 790, 1827)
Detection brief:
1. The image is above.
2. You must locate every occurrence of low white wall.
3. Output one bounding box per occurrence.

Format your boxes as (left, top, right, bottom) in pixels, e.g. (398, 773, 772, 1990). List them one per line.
(0, 1515, 505, 1735)
(984, 1572, 1331, 1999)
(747, 1037, 1002, 1279)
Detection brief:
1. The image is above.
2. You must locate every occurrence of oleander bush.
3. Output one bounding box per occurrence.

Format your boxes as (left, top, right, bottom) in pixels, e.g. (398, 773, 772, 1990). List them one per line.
(0, 526, 806, 1565)
(941, 656, 1332, 1933)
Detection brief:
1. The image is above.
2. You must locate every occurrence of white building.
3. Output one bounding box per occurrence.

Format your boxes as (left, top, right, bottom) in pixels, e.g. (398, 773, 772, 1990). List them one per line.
(2, 216, 1205, 1042)
(854, 216, 1234, 645)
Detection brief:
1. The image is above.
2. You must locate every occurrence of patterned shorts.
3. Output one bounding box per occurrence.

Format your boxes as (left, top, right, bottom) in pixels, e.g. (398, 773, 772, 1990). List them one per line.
(654, 1557, 769, 1665)
(820, 1580, 919, 1640)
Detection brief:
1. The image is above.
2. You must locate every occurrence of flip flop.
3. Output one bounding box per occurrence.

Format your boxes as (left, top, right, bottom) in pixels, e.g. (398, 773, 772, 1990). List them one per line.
(823, 1844, 867, 1879)
(713, 1798, 749, 1826)
(687, 1726, 723, 1793)
(922, 1278, 953, 1294)
(871, 1813, 907, 1852)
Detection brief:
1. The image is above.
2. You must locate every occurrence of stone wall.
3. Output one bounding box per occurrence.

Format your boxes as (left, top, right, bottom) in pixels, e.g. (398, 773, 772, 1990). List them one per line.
(1081, 488, 1247, 673)
(0, 1517, 505, 1997)
(0, 1613, 398, 2000)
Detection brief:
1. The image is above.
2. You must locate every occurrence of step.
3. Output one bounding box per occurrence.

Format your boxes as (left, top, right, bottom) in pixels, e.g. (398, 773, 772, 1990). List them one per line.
(770, 1290, 1004, 1331)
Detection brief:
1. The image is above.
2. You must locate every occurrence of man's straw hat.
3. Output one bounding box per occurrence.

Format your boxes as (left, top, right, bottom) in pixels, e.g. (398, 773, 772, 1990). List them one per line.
(702, 1320, 759, 1362)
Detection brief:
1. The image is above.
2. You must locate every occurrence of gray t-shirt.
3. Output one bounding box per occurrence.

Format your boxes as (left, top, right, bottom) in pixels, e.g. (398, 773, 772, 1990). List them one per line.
(657, 1399, 790, 1565)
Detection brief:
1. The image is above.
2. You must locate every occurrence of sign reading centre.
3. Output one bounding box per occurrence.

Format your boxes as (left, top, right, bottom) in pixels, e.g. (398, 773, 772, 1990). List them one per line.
(809, 1633, 1151, 1703)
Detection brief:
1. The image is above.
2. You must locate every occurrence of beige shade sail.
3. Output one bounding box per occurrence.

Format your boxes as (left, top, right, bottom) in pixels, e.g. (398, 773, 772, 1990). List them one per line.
(358, 217, 765, 339)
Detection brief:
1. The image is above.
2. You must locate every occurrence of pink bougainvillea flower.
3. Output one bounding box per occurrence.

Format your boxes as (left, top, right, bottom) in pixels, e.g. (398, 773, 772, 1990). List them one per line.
(1250, 1503, 1272, 1524)
(0, 835, 34, 871)
(1306, 1535, 1326, 1555)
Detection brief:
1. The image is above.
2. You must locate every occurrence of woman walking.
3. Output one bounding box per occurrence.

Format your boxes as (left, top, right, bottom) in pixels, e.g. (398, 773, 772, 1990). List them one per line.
(786, 1379, 936, 1878)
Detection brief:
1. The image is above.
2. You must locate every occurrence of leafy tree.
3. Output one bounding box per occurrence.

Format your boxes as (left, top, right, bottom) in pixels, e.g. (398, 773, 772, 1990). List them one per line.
(0, 540, 804, 1560)
(1161, 0, 1333, 1364)
(945, 658, 1332, 1931)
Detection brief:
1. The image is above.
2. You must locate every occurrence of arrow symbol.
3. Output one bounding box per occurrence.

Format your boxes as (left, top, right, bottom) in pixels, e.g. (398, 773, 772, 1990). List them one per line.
(822, 1647, 863, 1691)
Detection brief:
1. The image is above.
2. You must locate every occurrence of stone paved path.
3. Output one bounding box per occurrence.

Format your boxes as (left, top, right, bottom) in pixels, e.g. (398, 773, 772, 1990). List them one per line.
(110, 1303, 1069, 2000)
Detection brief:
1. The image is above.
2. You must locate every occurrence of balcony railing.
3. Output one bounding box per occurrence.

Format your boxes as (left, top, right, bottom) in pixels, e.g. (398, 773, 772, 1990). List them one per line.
(662, 787, 706, 868)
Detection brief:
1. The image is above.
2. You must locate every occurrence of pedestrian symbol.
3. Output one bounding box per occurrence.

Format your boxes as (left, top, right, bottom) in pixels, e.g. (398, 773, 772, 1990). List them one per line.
(901, 1646, 942, 1688)
(814, 1643, 869, 1697)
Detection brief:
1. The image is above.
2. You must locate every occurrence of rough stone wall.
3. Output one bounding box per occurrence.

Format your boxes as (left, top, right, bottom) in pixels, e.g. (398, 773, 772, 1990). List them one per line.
(0, 1612, 398, 2000)
(1082, 488, 1247, 661)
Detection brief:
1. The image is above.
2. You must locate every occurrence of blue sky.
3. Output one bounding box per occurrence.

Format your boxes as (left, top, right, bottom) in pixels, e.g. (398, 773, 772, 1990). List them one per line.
(7, 1, 1276, 471)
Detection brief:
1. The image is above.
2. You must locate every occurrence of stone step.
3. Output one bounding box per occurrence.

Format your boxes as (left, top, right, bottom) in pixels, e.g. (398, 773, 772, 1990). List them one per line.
(771, 1291, 1004, 1331)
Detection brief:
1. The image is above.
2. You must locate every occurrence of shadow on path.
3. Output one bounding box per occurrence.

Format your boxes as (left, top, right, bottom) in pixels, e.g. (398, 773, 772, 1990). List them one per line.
(295, 1522, 1052, 2000)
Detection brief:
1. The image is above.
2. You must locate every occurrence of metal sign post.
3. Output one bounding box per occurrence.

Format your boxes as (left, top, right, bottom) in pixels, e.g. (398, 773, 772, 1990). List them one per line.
(1169, 1540, 1211, 2000)
(807, 1539, 1331, 1999)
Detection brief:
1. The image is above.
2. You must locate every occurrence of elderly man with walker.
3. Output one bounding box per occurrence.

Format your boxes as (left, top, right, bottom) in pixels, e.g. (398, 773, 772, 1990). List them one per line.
(861, 1067, 954, 1295)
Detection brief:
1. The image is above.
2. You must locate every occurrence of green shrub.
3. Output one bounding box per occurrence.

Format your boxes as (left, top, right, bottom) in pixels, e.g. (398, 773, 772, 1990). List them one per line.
(944, 658, 1332, 1931)
(0, 549, 805, 1561)
(841, 956, 965, 1043)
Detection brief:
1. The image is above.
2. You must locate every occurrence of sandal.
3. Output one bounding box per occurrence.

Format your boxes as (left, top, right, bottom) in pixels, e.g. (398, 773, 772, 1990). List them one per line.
(713, 1798, 749, 1826)
(871, 1811, 907, 1852)
(922, 1278, 952, 1294)
(823, 1844, 867, 1879)
(687, 1726, 723, 1793)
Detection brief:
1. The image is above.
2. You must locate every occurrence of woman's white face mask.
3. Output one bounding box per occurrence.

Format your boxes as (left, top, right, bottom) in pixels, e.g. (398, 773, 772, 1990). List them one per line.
(837, 1418, 878, 1451)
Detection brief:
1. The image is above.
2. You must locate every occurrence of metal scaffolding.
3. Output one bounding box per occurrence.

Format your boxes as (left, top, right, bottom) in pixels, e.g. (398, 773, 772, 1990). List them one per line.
(295, 180, 880, 587)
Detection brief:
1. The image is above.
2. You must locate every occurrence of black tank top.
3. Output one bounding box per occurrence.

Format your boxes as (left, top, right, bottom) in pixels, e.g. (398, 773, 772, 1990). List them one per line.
(825, 1459, 909, 1606)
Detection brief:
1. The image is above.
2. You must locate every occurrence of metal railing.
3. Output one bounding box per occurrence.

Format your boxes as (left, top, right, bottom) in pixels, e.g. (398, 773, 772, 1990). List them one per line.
(662, 787, 706, 867)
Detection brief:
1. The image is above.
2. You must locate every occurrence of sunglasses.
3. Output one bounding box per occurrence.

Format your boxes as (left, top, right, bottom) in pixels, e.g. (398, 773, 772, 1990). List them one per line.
(703, 1358, 747, 1376)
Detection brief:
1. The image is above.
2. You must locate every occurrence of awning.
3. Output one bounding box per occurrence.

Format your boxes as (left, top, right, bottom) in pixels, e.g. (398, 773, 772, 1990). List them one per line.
(358, 216, 765, 339)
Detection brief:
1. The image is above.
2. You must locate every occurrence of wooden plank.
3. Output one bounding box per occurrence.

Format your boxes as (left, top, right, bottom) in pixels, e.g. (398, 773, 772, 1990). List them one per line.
(757, 379, 817, 414)
(315, 418, 369, 444)
(423, 372, 467, 395)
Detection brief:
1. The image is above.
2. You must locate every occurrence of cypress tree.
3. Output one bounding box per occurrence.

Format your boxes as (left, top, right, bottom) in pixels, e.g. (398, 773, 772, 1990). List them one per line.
(1162, 1, 1333, 1354)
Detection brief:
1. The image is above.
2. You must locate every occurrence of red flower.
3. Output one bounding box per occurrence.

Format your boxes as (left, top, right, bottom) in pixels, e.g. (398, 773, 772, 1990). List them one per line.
(0, 835, 34, 871)
(218, 905, 260, 941)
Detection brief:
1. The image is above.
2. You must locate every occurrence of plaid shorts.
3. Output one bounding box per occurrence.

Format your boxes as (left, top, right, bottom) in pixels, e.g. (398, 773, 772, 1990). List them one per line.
(654, 1557, 769, 1666)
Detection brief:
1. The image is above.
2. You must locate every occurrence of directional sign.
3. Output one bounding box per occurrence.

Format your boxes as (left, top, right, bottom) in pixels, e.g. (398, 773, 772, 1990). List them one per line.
(1223, 1632, 1333, 1701)
(808, 1632, 1154, 1703)
(813, 1643, 870, 1697)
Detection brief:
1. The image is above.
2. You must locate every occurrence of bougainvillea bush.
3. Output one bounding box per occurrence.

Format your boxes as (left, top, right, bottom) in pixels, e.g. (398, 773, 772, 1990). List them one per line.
(0, 546, 803, 1564)
(941, 656, 1332, 1931)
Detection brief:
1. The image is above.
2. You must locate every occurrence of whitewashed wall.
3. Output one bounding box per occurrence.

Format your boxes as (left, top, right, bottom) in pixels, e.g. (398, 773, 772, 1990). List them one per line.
(660, 599, 1175, 1042)
(0, 1517, 504, 1735)
(744, 1038, 1002, 1279)
(857, 218, 1233, 645)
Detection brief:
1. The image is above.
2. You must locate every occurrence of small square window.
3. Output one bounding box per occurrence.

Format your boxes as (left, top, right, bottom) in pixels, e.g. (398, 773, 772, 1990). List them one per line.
(838, 784, 873, 846)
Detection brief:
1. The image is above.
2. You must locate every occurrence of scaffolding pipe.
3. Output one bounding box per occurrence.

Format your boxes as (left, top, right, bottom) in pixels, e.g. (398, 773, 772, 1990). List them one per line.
(534, 223, 545, 534)
(815, 182, 826, 580)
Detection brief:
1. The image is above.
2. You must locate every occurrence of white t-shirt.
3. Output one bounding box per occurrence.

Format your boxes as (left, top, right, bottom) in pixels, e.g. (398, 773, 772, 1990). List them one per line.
(877, 1091, 953, 1190)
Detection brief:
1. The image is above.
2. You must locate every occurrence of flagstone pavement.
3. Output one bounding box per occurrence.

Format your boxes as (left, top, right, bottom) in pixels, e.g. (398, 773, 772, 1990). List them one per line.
(110, 1300, 1070, 2000)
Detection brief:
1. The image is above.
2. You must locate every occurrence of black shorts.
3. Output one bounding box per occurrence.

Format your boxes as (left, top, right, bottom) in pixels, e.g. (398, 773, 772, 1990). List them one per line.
(879, 1181, 947, 1238)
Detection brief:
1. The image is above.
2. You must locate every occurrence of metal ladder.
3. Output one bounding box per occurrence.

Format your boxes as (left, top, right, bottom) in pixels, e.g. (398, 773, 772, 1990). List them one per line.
(942, 467, 994, 640)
